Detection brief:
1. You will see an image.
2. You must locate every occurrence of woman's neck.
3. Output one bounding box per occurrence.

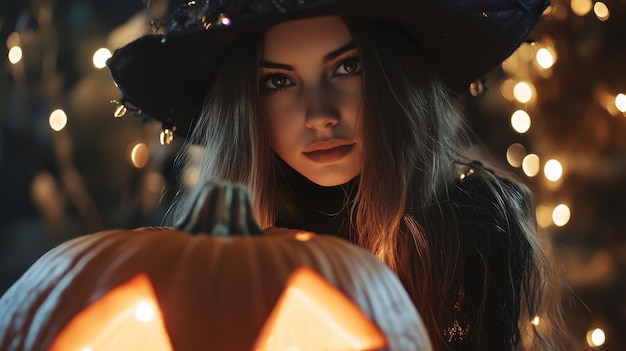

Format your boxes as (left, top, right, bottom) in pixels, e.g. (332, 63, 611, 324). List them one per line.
(274, 157, 358, 240)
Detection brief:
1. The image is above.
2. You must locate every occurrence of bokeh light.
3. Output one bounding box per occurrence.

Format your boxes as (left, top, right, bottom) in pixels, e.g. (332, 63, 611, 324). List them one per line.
(593, 2, 610, 21)
(511, 110, 531, 133)
(8, 46, 22, 64)
(130, 143, 150, 168)
(92, 48, 112, 69)
(6, 32, 20, 48)
(571, 0, 593, 16)
(500, 79, 517, 102)
(506, 143, 527, 168)
(536, 48, 555, 69)
(615, 93, 626, 113)
(586, 328, 606, 347)
(49, 109, 68, 131)
(544, 159, 563, 181)
(536, 205, 553, 228)
(522, 154, 540, 177)
(552, 204, 571, 227)
(513, 82, 534, 103)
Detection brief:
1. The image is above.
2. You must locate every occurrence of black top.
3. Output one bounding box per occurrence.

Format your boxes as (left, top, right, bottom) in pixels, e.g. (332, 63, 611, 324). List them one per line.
(275, 162, 528, 350)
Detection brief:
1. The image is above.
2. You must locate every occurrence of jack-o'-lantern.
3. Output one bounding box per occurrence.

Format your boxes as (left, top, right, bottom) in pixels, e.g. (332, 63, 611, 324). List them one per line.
(0, 182, 431, 351)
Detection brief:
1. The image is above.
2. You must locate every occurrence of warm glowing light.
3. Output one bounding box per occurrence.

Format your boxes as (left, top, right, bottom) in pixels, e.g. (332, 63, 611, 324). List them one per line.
(501, 54, 519, 75)
(506, 143, 526, 168)
(160, 129, 174, 145)
(50, 274, 173, 351)
(130, 143, 150, 168)
(221, 16, 231, 26)
(511, 110, 531, 133)
(6, 32, 20, 47)
(92, 48, 112, 69)
(513, 82, 534, 103)
(552, 204, 571, 227)
(586, 328, 606, 347)
(531, 315, 540, 326)
(134, 302, 155, 322)
(49, 109, 68, 131)
(254, 267, 386, 351)
(8, 46, 22, 64)
(517, 42, 535, 62)
(536, 48, 555, 68)
(571, 0, 593, 16)
(593, 2, 610, 21)
(544, 159, 563, 181)
(536, 205, 553, 228)
(615, 93, 626, 112)
(551, 3, 569, 20)
(294, 232, 315, 242)
(500, 79, 517, 102)
(522, 154, 540, 177)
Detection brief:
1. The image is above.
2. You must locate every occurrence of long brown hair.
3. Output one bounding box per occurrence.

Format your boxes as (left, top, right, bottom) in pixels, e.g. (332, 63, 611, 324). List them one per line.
(168, 16, 567, 350)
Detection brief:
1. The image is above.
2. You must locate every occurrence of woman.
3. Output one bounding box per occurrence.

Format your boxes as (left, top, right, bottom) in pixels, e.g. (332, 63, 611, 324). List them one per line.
(107, 0, 566, 349)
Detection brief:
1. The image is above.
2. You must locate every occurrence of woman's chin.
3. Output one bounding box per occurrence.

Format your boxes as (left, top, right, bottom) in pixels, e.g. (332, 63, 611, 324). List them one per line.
(303, 171, 359, 187)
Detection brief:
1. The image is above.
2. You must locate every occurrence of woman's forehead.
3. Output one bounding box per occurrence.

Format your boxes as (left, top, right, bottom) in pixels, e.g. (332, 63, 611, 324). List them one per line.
(263, 16, 353, 61)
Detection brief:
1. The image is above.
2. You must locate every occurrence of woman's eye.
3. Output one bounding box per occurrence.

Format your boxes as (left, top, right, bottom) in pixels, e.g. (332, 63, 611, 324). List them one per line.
(333, 58, 361, 77)
(262, 75, 294, 91)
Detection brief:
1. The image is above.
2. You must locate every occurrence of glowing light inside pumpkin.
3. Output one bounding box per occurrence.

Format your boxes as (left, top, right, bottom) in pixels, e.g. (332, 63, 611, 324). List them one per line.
(134, 301, 155, 322)
(254, 267, 386, 351)
(50, 273, 172, 351)
(294, 232, 315, 241)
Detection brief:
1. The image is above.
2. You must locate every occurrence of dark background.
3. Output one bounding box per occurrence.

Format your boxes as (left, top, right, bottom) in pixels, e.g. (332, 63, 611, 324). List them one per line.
(1, 0, 625, 349)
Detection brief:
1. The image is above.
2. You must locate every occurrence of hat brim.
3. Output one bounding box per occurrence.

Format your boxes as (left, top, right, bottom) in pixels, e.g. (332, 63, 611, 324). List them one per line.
(107, 0, 548, 138)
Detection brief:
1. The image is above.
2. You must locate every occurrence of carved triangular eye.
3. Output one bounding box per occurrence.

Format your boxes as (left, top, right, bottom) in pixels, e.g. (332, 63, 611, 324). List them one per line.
(254, 267, 387, 351)
(50, 273, 173, 351)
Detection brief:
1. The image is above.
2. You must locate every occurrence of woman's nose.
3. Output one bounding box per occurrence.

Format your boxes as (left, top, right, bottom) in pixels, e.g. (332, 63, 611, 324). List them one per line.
(304, 85, 340, 130)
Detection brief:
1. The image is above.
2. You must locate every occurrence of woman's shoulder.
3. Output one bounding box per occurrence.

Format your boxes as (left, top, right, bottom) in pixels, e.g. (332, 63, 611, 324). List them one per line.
(449, 161, 531, 220)
(445, 160, 534, 249)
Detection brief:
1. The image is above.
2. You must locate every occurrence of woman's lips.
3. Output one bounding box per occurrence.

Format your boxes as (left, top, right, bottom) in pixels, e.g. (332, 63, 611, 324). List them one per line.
(303, 140, 355, 163)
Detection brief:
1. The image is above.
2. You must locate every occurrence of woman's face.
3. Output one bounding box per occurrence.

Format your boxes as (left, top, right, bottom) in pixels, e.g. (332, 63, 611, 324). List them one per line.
(261, 16, 363, 187)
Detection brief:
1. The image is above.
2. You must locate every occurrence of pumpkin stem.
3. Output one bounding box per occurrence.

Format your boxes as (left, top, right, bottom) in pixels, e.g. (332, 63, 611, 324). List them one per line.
(174, 182, 265, 236)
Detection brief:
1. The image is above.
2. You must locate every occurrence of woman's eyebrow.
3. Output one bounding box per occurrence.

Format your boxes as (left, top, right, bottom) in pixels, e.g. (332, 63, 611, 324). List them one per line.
(322, 41, 356, 63)
(259, 61, 295, 71)
(259, 41, 356, 70)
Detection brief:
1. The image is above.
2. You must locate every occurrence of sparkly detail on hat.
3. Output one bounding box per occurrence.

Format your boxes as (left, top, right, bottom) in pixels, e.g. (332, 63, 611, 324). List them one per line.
(151, 0, 311, 35)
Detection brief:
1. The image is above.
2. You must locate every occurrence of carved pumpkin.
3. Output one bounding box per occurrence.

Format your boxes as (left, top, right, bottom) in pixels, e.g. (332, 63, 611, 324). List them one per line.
(0, 183, 431, 351)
